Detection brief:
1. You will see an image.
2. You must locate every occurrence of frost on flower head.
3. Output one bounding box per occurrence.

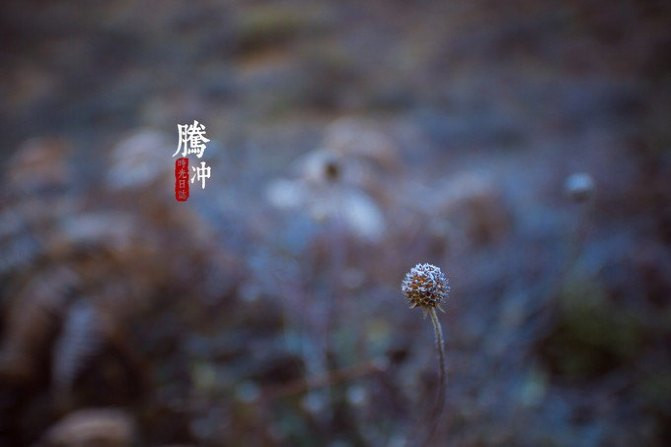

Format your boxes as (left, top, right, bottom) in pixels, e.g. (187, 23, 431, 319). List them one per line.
(401, 263, 449, 313)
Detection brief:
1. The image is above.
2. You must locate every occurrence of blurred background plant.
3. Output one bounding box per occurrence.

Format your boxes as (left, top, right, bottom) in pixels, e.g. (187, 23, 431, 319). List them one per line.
(1, 0, 670, 446)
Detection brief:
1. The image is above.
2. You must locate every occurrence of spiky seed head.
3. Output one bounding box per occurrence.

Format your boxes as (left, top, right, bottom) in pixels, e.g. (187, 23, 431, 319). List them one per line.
(401, 263, 449, 313)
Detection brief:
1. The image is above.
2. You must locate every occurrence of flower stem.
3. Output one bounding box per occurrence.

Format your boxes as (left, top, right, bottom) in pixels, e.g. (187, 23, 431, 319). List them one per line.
(429, 308, 446, 414)
(421, 307, 446, 445)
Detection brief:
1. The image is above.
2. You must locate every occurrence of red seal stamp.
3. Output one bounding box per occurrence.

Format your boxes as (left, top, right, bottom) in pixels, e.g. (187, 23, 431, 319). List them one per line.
(175, 157, 190, 202)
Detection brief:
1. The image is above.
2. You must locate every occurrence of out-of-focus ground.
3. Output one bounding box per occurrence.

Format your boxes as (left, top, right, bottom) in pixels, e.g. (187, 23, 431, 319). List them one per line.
(1, 0, 671, 446)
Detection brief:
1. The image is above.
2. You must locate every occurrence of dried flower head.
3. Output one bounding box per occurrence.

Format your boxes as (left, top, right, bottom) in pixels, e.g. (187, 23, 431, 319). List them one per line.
(401, 263, 449, 443)
(401, 263, 449, 312)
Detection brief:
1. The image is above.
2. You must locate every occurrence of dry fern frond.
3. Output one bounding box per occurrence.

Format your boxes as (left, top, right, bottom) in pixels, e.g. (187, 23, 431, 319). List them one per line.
(5, 137, 71, 196)
(0, 210, 44, 277)
(0, 266, 79, 383)
(52, 300, 104, 392)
